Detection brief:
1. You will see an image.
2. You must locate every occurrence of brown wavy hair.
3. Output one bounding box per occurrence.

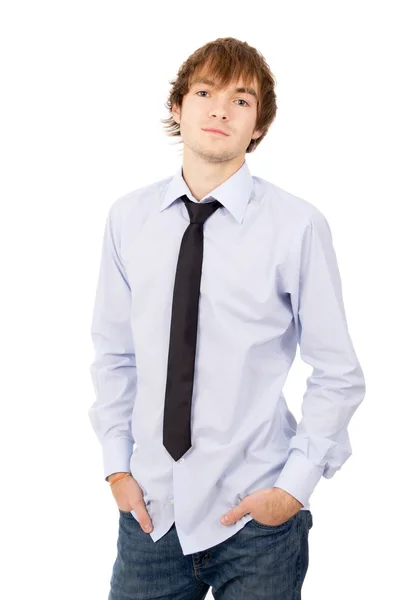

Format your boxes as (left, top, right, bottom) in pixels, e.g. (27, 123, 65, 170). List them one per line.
(161, 37, 278, 153)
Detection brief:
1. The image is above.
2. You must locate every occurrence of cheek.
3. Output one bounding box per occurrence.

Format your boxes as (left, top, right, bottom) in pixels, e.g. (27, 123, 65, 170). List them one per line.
(243, 111, 257, 127)
(180, 105, 196, 126)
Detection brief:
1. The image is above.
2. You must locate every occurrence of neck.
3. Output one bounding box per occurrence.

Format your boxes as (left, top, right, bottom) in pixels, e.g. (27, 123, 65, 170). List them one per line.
(181, 149, 245, 201)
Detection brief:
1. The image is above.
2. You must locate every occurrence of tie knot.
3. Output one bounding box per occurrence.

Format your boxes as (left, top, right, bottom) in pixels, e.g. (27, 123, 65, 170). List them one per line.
(181, 194, 222, 225)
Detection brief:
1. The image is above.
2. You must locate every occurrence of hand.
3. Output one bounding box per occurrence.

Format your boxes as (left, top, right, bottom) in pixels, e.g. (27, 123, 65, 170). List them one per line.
(220, 487, 303, 527)
(111, 474, 153, 534)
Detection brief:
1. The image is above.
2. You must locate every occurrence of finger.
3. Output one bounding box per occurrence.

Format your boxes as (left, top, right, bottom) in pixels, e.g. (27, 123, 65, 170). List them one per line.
(221, 501, 249, 525)
(135, 504, 153, 533)
(221, 506, 239, 525)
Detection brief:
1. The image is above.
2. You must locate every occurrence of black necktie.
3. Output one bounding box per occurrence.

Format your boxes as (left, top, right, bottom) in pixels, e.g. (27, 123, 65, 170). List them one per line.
(163, 194, 223, 461)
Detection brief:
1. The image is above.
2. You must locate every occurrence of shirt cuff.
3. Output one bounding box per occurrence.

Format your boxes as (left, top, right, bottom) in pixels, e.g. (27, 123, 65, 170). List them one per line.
(273, 451, 324, 507)
(102, 436, 134, 481)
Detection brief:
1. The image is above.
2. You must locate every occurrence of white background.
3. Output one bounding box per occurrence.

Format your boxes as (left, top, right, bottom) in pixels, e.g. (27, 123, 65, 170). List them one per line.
(1, 1, 396, 598)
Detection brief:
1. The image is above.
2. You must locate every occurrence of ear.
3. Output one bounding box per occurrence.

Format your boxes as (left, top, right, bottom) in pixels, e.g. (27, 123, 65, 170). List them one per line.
(252, 127, 265, 140)
(172, 103, 181, 124)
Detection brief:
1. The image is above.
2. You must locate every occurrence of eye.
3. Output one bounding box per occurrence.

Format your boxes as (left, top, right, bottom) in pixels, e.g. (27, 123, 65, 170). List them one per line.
(196, 91, 249, 106)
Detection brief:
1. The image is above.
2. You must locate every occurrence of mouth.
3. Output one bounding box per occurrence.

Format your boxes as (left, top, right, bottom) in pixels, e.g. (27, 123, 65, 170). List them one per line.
(202, 128, 229, 136)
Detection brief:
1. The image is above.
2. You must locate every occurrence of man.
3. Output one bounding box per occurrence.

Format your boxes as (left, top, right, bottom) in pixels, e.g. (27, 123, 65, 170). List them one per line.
(89, 37, 366, 599)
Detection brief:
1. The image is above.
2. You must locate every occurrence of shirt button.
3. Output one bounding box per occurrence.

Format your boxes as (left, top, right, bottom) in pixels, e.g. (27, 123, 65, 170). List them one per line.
(170, 498, 174, 504)
(179, 458, 185, 464)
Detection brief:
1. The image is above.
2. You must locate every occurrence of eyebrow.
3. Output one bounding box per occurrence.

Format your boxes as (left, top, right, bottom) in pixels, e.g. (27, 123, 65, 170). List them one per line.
(191, 77, 258, 101)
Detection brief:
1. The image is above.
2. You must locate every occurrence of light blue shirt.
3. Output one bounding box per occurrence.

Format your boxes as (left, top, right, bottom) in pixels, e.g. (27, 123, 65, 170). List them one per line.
(88, 159, 366, 555)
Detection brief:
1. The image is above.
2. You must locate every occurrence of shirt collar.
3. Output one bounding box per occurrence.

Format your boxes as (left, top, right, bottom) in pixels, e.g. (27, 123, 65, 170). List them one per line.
(159, 159, 254, 224)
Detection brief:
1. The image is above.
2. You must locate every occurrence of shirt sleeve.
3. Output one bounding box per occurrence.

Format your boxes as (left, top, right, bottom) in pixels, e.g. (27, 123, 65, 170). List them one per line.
(88, 199, 136, 481)
(273, 210, 366, 507)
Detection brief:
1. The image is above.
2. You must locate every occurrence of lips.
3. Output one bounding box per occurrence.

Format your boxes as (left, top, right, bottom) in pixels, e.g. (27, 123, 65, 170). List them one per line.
(202, 128, 229, 136)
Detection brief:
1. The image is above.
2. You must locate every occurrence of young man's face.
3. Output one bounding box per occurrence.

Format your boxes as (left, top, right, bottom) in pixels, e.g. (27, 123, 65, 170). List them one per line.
(172, 73, 264, 163)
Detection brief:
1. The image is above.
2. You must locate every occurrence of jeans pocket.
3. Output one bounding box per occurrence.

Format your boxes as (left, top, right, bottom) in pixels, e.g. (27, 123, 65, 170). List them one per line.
(251, 512, 296, 530)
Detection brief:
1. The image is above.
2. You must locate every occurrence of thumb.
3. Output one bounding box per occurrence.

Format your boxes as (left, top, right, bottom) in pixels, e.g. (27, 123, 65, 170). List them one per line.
(135, 502, 153, 533)
(220, 502, 246, 526)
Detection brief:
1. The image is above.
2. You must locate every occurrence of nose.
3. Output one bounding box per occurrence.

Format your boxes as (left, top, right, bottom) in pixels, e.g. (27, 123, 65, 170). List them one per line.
(209, 101, 229, 121)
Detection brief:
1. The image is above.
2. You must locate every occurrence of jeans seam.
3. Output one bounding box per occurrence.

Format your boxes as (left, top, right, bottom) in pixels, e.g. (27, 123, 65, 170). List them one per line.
(294, 512, 302, 599)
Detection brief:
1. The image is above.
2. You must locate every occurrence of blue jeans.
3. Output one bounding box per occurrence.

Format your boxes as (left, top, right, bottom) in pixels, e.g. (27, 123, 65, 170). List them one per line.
(109, 508, 313, 599)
